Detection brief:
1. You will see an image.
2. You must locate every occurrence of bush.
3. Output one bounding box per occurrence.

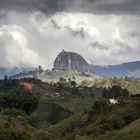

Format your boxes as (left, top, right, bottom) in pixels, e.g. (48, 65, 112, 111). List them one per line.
(0, 128, 30, 140)
(1, 108, 27, 118)
(0, 86, 39, 114)
(103, 85, 129, 99)
(34, 130, 51, 140)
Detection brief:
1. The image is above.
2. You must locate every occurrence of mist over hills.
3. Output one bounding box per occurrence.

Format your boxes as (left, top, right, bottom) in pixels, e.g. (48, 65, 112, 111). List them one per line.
(0, 67, 34, 78)
(0, 48, 140, 80)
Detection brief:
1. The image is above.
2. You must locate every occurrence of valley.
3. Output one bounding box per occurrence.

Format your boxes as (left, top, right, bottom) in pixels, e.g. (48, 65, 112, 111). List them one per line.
(0, 76, 140, 140)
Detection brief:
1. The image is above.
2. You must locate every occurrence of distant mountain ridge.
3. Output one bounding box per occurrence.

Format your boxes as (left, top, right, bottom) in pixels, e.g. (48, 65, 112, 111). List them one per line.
(1, 60, 140, 79)
(0, 67, 34, 78)
(91, 61, 140, 78)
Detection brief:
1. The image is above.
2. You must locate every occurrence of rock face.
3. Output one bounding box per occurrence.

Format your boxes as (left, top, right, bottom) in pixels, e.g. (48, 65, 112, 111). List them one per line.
(54, 50, 90, 73)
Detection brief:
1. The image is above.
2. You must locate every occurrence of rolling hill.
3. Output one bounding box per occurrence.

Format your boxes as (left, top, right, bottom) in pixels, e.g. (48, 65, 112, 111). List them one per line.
(0, 67, 34, 79)
(48, 97, 140, 140)
(90, 61, 140, 78)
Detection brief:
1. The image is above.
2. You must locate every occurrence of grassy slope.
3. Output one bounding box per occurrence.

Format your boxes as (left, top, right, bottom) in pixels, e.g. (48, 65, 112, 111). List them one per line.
(38, 70, 77, 83)
(38, 70, 102, 84)
(29, 96, 72, 126)
(50, 98, 96, 113)
(96, 118, 140, 140)
(96, 78, 140, 95)
(0, 114, 53, 140)
(48, 97, 140, 140)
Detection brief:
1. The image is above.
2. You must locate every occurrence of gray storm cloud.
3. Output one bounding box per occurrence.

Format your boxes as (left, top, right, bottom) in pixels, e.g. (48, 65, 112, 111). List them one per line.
(0, 0, 140, 15)
(0, 0, 140, 68)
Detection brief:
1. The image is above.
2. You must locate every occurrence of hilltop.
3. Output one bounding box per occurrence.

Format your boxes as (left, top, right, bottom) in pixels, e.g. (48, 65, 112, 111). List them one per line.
(54, 50, 90, 73)
(37, 69, 102, 84)
(92, 61, 140, 78)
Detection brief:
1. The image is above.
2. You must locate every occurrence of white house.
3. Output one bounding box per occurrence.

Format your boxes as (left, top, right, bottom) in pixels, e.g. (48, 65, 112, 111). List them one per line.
(109, 99, 119, 104)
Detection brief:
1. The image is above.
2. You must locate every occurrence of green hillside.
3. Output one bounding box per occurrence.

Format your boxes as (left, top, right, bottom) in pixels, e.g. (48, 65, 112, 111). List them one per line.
(0, 78, 140, 140)
(96, 118, 140, 140)
(95, 77, 140, 95)
(37, 69, 102, 84)
(51, 98, 96, 113)
(48, 97, 140, 140)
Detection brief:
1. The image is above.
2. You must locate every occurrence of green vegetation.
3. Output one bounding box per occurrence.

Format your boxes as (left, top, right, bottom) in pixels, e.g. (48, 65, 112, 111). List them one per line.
(0, 79, 18, 92)
(103, 85, 129, 100)
(49, 97, 140, 140)
(1, 108, 27, 118)
(0, 86, 39, 114)
(0, 77, 140, 140)
(0, 128, 30, 140)
(95, 118, 140, 140)
(29, 96, 72, 126)
(96, 77, 140, 95)
(50, 98, 96, 113)
(38, 69, 77, 82)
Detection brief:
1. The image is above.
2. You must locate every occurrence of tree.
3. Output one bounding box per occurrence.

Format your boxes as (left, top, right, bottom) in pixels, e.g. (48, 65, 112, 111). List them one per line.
(4, 75, 8, 82)
(70, 81, 77, 88)
(56, 77, 69, 93)
(81, 80, 90, 87)
(68, 78, 77, 88)
(0, 86, 39, 114)
(38, 65, 43, 73)
(102, 86, 129, 100)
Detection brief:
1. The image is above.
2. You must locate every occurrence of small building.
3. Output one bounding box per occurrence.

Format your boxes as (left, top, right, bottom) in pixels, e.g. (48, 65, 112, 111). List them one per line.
(109, 99, 119, 104)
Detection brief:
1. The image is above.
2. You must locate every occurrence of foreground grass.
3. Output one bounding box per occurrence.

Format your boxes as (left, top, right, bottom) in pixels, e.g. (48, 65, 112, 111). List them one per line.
(50, 98, 96, 113)
(48, 97, 140, 140)
(96, 118, 140, 140)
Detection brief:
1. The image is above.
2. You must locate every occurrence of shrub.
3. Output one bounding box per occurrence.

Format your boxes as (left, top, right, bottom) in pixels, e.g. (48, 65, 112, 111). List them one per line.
(0, 86, 39, 114)
(1, 108, 27, 118)
(0, 128, 30, 140)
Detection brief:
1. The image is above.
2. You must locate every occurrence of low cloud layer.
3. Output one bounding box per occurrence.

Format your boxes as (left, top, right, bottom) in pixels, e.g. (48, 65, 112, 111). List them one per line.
(0, 1, 140, 68)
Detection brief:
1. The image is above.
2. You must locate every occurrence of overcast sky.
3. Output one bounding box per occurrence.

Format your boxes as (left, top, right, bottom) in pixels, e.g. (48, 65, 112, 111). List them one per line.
(0, 0, 140, 68)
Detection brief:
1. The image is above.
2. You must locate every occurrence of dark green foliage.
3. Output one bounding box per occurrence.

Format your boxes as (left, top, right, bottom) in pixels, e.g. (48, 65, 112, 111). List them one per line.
(0, 86, 39, 114)
(34, 130, 51, 140)
(80, 80, 91, 87)
(21, 78, 43, 84)
(68, 78, 77, 88)
(0, 78, 140, 140)
(131, 94, 140, 97)
(55, 77, 69, 93)
(96, 77, 140, 95)
(49, 97, 140, 140)
(103, 85, 129, 99)
(0, 79, 19, 92)
(0, 129, 30, 140)
(1, 108, 27, 118)
(29, 100, 72, 126)
(4, 75, 8, 82)
(69, 80, 76, 88)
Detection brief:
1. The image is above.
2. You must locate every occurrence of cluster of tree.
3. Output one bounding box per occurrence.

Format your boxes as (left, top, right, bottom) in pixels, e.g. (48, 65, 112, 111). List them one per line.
(0, 85, 39, 114)
(53, 77, 81, 98)
(103, 85, 129, 99)
(0, 79, 19, 92)
(35, 65, 43, 73)
(55, 77, 77, 92)
(80, 80, 91, 87)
